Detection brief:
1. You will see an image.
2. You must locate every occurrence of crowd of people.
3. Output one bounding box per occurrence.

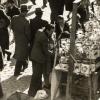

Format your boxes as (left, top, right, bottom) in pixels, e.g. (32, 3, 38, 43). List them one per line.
(0, 0, 97, 99)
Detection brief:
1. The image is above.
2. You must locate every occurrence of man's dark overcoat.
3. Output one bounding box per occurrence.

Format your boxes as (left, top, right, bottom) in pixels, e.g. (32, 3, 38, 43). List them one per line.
(48, 0, 64, 23)
(11, 14, 31, 60)
(30, 30, 49, 64)
(30, 16, 48, 42)
(0, 10, 10, 50)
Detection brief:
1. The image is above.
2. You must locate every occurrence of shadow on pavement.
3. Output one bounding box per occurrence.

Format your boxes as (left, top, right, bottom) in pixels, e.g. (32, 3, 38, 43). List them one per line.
(1, 75, 31, 98)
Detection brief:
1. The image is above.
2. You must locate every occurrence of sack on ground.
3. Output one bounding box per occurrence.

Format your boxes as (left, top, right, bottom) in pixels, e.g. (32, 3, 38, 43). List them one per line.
(34, 90, 48, 100)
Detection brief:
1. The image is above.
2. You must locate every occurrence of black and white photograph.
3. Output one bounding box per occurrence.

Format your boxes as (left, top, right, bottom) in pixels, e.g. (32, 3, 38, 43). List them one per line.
(0, 0, 100, 100)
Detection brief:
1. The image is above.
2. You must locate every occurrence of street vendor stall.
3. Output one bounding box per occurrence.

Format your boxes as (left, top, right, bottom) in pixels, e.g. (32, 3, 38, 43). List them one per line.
(51, 1, 99, 100)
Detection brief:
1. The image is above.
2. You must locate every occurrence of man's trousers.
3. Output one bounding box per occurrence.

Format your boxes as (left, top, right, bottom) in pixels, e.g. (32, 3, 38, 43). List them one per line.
(14, 60, 28, 76)
(28, 60, 50, 97)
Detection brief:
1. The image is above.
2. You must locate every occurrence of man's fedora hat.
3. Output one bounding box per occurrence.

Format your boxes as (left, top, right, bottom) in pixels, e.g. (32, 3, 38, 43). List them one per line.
(35, 8, 43, 14)
(20, 5, 29, 12)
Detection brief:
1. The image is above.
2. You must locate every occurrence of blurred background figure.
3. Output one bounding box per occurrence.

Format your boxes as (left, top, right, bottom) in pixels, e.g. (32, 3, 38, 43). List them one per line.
(20, 0, 29, 4)
(1, 0, 18, 7)
(30, 7, 48, 51)
(0, 9, 11, 61)
(30, 0, 47, 8)
(30, 0, 36, 5)
(48, 0, 64, 24)
(11, 5, 31, 76)
(55, 15, 70, 40)
(20, 0, 29, 6)
(42, 0, 48, 9)
(5, 0, 20, 19)
(28, 24, 54, 97)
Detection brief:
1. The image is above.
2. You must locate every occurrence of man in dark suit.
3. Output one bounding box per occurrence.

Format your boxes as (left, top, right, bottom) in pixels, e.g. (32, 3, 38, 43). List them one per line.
(30, 8, 48, 51)
(28, 24, 54, 97)
(48, 0, 64, 24)
(11, 5, 31, 76)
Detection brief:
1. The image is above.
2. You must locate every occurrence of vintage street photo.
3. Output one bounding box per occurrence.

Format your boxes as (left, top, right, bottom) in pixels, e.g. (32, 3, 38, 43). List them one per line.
(0, 0, 100, 100)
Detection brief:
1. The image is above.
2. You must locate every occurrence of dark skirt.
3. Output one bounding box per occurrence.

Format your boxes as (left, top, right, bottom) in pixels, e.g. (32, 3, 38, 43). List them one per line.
(0, 28, 9, 50)
(65, 0, 74, 11)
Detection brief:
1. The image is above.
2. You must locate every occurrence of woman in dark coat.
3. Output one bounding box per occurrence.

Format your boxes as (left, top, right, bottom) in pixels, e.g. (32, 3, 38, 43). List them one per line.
(48, 0, 64, 24)
(0, 9, 11, 60)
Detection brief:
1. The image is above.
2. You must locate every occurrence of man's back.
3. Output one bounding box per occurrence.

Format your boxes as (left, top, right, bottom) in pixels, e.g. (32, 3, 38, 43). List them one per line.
(11, 15, 28, 34)
(11, 14, 30, 43)
(30, 30, 48, 63)
(30, 17, 48, 37)
(30, 16, 48, 48)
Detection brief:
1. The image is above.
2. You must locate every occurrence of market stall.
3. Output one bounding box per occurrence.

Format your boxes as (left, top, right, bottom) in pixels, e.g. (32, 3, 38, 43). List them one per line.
(51, 1, 99, 100)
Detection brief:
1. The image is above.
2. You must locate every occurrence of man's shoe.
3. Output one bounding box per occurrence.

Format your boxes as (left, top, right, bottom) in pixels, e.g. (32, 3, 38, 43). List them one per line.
(14, 73, 21, 77)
